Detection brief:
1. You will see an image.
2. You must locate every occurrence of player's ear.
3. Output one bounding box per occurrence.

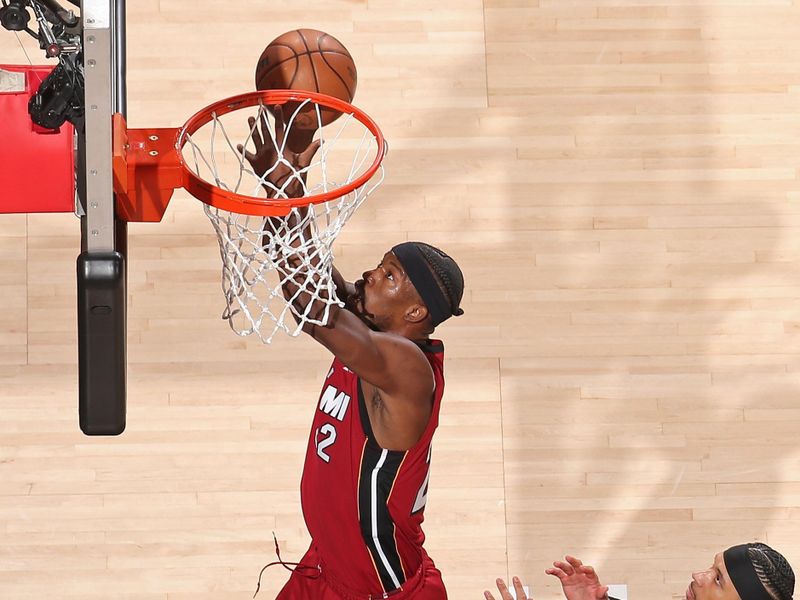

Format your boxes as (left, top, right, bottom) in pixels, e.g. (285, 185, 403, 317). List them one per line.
(405, 303, 428, 324)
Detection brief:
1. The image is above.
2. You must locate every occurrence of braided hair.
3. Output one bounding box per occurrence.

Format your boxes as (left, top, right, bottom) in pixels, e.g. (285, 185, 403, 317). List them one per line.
(749, 543, 795, 600)
(410, 242, 465, 320)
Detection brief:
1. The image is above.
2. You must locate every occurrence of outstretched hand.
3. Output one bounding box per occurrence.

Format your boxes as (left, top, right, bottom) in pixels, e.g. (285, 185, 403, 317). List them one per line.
(484, 576, 530, 600)
(237, 105, 321, 199)
(546, 556, 609, 600)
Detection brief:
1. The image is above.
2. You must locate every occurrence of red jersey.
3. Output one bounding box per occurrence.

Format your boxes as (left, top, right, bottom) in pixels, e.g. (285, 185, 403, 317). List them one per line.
(300, 339, 445, 597)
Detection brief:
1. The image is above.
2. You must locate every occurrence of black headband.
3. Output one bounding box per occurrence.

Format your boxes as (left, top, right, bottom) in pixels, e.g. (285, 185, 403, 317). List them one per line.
(724, 545, 773, 600)
(392, 243, 455, 327)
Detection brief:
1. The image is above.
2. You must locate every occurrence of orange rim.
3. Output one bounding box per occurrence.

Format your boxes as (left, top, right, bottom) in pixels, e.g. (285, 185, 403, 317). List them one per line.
(177, 90, 386, 217)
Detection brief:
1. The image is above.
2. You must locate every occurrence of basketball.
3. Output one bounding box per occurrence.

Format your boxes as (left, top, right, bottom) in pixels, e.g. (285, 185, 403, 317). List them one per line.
(255, 29, 357, 130)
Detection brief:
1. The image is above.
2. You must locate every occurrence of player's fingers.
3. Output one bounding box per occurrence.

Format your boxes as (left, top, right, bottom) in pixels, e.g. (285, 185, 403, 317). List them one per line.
(552, 561, 575, 575)
(580, 565, 598, 578)
(273, 105, 285, 139)
(512, 576, 527, 599)
(236, 144, 256, 164)
(565, 556, 584, 569)
(495, 578, 514, 600)
(484, 592, 496, 600)
(596, 585, 609, 599)
(257, 110, 273, 150)
(299, 139, 322, 165)
(545, 567, 568, 581)
(247, 116, 263, 149)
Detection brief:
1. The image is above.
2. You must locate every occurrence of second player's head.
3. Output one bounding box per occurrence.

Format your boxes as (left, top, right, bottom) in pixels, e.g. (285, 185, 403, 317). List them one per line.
(348, 242, 464, 338)
(687, 543, 794, 600)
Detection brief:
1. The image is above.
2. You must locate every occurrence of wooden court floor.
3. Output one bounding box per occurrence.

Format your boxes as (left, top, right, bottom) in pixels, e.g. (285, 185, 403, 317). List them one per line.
(1, 1, 800, 598)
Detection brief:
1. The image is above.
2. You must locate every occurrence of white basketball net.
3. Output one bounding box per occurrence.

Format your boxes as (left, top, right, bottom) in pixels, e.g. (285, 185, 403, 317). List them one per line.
(181, 97, 384, 343)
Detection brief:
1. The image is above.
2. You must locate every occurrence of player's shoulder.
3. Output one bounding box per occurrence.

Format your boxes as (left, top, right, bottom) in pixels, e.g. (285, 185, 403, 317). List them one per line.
(369, 334, 436, 409)
(416, 338, 444, 355)
(373, 334, 444, 366)
(372, 330, 427, 357)
(370, 332, 434, 376)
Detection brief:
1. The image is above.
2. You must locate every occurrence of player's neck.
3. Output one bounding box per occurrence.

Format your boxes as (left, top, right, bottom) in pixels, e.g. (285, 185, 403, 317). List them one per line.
(380, 322, 429, 344)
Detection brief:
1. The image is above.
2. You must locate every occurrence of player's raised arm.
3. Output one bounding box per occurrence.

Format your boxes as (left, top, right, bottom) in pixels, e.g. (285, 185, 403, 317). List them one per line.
(240, 108, 464, 448)
(239, 106, 355, 304)
(306, 244, 463, 448)
(282, 246, 437, 396)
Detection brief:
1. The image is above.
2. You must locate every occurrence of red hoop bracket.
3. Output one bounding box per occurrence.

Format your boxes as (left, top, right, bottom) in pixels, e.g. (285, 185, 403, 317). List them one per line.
(112, 114, 182, 222)
(112, 90, 386, 220)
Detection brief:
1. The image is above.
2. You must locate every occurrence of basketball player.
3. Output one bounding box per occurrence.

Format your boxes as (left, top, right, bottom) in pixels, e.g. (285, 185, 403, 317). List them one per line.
(241, 109, 464, 600)
(484, 543, 795, 600)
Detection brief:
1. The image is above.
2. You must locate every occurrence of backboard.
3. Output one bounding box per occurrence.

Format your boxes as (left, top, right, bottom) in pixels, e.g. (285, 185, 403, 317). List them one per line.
(0, 0, 129, 435)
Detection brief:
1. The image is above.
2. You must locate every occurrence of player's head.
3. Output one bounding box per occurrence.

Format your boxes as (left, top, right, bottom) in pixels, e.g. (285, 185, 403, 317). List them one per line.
(348, 242, 464, 337)
(686, 543, 794, 600)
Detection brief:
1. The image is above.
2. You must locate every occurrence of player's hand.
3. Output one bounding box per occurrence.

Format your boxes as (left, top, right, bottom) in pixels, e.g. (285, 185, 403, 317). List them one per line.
(484, 576, 530, 600)
(545, 556, 609, 600)
(237, 105, 321, 199)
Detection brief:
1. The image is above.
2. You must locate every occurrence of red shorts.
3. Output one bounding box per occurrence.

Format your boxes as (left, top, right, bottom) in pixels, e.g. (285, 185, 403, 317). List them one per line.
(275, 544, 447, 600)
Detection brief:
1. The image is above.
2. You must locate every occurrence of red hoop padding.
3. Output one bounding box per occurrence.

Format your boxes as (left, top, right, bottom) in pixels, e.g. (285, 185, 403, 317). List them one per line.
(0, 65, 74, 215)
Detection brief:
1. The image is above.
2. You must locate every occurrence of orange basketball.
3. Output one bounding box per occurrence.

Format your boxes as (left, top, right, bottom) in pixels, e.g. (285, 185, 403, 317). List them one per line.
(255, 29, 357, 128)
